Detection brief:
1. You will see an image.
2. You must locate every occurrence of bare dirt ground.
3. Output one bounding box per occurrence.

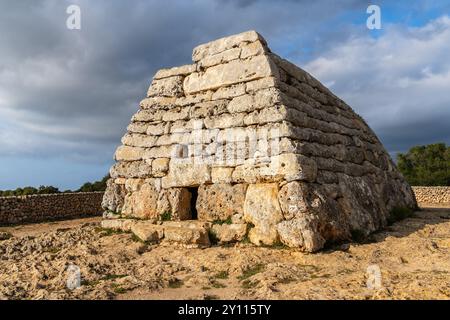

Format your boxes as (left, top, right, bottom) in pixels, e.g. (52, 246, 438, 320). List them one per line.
(1, 205, 449, 300)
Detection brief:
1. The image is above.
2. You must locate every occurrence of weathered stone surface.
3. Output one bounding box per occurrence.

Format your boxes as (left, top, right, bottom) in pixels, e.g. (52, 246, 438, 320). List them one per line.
(211, 224, 247, 243)
(277, 218, 325, 252)
(167, 188, 192, 221)
(152, 158, 170, 177)
(147, 76, 184, 97)
(227, 88, 283, 114)
(162, 220, 212, 230)
(197, 184, 247, 221)
(246, 77, 279, 93)
(140, 97, 176, 109)
(121, 182, 159, 220)
(212, 83, 246, 100)
(192, 30, 264, 62)
(122, 133, 157, 148)
(127, 122, 148, 134)
(131, 221, 165, 242)
(102, 179, 127, 212)
(198, 47, 241, 68)
(115, 146, 145, 161)
(211, 167, 234, 183)
(164, 226, 210, 247)
(184, 55, 278, 94)
(110, 161, 152, 179)
(204, 113, 245, 129)
(243, 183, 283, 245)
(101, 219, 135, 232)
(231, 154, 318, 184)
(154, 64, 196, 79)
(161, 160, 211, 188)
(241, 40, 267, 59)
(147, 122, 171, 136)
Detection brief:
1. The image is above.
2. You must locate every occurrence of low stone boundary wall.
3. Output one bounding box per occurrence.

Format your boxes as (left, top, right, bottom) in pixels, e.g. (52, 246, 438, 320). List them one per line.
(0, 192, 104, 225)
(412, 187, 450, 204)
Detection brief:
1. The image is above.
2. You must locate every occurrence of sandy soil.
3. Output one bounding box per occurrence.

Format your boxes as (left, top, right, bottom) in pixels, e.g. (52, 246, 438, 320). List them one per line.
(0, 205, 449, 300)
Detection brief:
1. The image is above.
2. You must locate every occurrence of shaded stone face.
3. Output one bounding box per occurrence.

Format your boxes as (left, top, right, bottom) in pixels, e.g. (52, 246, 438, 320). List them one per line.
(102, 30, 417, 252)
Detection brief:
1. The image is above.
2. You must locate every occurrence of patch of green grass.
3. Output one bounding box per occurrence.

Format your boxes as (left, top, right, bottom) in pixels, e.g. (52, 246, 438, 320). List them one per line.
(213, 217, 233, 225)
(238, 263, 265, 281)
(387, 206, 414, 225)
(202, 286, 211, 290)
(111, 283, 128, 294)
(81, 279, 100, 287)
(261, 240, 288, 250)
(43, 246, 60, 254)
(160, 211, 172, 222)
(95, 227, 126, 237)
(211, 282, 227, 289)
(102, 274, 127, 281)
(241, 279, 260, 289)
(168, 279, 184, 289)
(214, 271, 229, 279)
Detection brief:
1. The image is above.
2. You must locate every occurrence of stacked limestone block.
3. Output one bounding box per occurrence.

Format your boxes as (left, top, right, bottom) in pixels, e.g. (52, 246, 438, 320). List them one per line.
(102, 31, 417, 252)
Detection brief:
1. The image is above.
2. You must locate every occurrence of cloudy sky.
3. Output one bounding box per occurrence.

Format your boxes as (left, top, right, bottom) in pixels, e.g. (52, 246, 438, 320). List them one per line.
(0, 0, 449, 190)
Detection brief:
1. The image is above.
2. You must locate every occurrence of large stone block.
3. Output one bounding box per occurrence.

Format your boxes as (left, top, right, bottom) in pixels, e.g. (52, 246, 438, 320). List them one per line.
(121, 182, 160, 220)
(102, 179, 127, 212)
(211, 167, 234, 183)
(115, 146, 146, 161)
(121, 133, 157, 148)
(277, 218, 325, 252)
(153, 64, 196, 80)
(198, 47, 241, 68)
(197, 184, 247, 222)
(152, 158, 170, 177)
(167, 188, 192, 221)
(192, 30, 264, 62)
(161, 160, 211, 188)
(211, 224, 247, 243)
(164, 226, 210, 247)
(101, 219, 135, 232)
(147, 76, 184, 97)
(243, 183, 283, 245)
(184, 55, 278, 94)
(131, 221, 165, 242)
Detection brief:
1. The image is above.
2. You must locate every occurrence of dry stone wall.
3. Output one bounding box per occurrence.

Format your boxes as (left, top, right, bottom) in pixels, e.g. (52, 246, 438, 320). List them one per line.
(0, 192, 104, 225)
(412, 187, 450, 204)
(102, 30, 417, 252)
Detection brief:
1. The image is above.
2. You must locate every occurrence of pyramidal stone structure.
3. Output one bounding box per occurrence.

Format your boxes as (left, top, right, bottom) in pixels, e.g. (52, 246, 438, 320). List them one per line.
(102, 31, 417, 252)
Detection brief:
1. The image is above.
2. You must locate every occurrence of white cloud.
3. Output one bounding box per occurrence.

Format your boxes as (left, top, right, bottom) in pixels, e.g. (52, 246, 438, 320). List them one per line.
(303, 15, 450, 152)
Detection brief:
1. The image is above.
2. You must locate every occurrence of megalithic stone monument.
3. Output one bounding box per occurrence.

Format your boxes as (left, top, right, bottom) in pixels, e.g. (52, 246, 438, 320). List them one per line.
(102, 30, 417, 252)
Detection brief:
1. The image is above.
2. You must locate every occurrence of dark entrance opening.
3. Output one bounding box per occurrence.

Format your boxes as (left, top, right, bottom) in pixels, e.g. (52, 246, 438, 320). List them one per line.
(188, 187, 199, 220)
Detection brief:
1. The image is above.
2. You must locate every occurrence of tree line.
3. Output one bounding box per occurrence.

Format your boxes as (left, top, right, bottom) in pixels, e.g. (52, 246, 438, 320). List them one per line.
(0, 175, 109, 197)
(397, 143, 449, 186)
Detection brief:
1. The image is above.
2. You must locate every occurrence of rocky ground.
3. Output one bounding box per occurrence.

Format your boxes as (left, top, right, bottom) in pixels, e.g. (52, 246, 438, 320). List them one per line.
(0, 205, 449, 300)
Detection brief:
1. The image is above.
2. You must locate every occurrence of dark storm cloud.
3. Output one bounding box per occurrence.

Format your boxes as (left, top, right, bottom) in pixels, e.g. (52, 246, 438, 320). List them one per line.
(304, 15, 450, 155)
(0, 0, 365, 163)
(1, 0, 448, 172)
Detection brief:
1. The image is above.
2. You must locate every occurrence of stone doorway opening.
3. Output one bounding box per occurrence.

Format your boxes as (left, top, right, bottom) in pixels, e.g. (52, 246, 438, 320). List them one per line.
(188, 187, 199, 220)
